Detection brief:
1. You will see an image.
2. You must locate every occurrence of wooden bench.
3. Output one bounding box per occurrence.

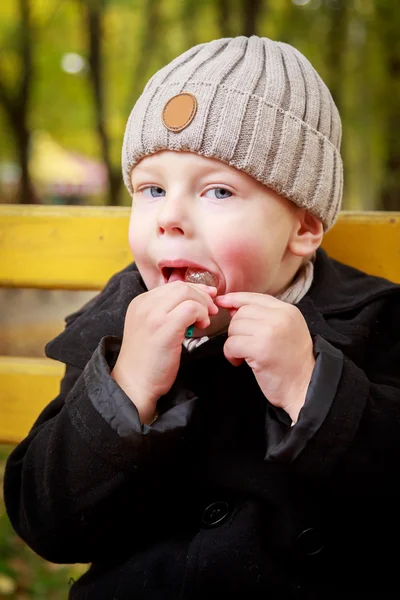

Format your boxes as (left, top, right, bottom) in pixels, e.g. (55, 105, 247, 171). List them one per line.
(1, 205, 400, 445)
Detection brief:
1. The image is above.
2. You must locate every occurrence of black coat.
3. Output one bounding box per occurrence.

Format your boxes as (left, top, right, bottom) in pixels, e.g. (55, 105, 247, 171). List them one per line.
(4, 248, 400, 599)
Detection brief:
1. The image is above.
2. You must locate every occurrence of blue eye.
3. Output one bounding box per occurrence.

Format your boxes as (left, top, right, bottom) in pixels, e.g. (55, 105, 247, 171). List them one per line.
(142, 186, 166, 198)
(204, 187, 232, 200)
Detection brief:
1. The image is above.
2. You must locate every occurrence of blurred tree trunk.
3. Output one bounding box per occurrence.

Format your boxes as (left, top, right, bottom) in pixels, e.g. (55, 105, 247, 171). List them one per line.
(81, 0, 123, 206)
(182, 0, 200, 49)
(217, 0, 264, 38)
(382, 57, 400, 210)
(323, 0, 348, 205)
(376, 0, 400, 210)
(242, 0, 263, 37)
(324, 0, 348, 114)
(217, 0, 235, 37)
(129, 0, 162, 104)
(0, 0, 37, 204)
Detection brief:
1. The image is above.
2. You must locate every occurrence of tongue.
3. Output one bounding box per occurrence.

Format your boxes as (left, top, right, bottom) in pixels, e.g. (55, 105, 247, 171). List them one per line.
(168, 268, 188, 283)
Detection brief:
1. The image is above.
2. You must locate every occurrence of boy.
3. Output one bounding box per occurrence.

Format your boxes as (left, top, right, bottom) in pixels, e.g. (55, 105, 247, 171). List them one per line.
(4, 36, 400, 598)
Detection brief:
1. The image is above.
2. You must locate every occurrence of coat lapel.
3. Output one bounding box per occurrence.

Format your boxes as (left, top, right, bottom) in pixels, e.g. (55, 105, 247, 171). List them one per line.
(45, 263, 146, 369)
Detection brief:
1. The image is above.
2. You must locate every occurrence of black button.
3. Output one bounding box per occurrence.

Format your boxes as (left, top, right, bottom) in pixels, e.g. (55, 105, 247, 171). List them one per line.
(295, 527, 324, 556)
(201, 501, 230, 527)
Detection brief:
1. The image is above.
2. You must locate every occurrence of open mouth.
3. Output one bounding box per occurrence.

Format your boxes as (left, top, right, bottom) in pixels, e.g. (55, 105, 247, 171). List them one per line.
(161, 266, 218, 288)
(161, 266, 187, 283)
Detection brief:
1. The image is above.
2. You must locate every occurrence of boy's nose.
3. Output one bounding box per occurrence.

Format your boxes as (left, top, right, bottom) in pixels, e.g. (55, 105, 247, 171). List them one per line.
(157, 198, 192, 236)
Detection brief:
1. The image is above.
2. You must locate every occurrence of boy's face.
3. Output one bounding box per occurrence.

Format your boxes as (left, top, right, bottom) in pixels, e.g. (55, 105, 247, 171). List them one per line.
(129, 150, 302, 335)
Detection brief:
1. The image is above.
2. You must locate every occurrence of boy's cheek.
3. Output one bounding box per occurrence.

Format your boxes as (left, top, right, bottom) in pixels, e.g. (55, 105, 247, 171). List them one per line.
(128, 227, 154, 289)
(128, 220, 147, 258)
(217, 237, 270, 293)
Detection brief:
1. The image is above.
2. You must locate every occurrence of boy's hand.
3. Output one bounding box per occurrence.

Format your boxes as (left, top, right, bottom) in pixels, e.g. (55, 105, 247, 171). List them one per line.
(215, 293, 315, 423)
(111, 282, 218, 424)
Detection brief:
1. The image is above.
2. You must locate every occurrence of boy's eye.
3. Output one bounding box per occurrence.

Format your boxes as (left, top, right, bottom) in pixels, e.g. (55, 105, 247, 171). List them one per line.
(204, 187, 232, 200)
(142, 186, 166, 198)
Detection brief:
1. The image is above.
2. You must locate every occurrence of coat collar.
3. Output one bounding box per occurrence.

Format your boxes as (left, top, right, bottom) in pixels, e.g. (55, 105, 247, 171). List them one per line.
(45, 263, 145, 369)
(306, 248, 400, 314)
(45, 249, 400, 369)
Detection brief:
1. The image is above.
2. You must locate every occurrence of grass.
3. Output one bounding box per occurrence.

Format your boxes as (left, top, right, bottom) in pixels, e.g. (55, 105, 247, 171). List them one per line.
(0, 445, 87, 599)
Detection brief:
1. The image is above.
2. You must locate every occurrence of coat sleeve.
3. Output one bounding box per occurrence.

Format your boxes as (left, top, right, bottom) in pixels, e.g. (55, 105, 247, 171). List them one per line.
(264, 335, 343, 461)
(283, 296, 400, 495)
(3, 337, 198, 565)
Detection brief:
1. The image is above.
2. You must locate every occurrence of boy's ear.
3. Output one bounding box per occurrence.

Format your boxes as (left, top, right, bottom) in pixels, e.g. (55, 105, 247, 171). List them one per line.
(288, 209, 324, 257)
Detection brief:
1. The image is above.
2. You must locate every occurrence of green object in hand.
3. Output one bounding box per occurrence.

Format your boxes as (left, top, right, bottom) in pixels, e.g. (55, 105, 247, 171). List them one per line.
(185, 324, 195, 338)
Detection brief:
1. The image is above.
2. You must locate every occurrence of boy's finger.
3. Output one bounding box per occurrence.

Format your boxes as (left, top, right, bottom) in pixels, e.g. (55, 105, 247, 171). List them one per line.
(183, 283, 219, 315)
(228, 303, 275, 322)
(225, 355, 244, 367)
(158, 282, 217, 315)
(167, 300, 210, 335)
(223, 334, 254, 366)
(228, 317, 259, 337)
(186, 283, 218, 297)
(215, 292, 281, 309)
(189, 286, 219, 315)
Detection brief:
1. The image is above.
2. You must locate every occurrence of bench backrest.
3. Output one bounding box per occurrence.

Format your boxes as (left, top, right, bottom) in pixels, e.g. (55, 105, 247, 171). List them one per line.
(1, 205, 400, 444)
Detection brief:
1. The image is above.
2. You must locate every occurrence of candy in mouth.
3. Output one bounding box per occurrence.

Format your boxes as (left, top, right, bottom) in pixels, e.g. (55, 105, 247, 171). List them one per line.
(184, 268, 218, 339)
(184, 268, 218, 287)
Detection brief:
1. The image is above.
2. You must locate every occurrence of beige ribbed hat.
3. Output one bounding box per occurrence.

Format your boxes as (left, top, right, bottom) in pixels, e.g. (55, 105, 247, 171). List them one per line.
(122, 36, 343, 231)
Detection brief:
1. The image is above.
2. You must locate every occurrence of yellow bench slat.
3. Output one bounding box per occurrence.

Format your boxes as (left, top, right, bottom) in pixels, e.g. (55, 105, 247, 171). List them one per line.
(0, 205, 132, 290)
(323, 212, 400, 283)
(0, 206, 400, 289)
(0, 356, 64, 444)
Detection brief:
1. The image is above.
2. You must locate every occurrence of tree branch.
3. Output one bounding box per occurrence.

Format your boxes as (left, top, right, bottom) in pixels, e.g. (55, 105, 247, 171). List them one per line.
(18, 0, 33, 113)
(128, 0, 162, 107)
(0, 76, 15, 118)
(241, 0, 263, 37)
(325, 0, 347, 111)
(0, 0, 35, 202)
(82, 0, 122, 205)
(181, 0, 200, 50)
(217, 0, 234, 38)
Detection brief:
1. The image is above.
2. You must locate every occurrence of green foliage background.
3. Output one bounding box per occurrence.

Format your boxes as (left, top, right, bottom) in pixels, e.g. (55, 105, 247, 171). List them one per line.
(0, 0, 399, 209)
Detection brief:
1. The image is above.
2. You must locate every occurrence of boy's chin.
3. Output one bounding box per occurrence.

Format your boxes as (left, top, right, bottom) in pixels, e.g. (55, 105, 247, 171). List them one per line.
(191, 307, 231, 338)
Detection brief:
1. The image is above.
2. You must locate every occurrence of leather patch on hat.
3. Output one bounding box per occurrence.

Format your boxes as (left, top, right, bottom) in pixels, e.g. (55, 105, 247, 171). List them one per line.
(162, 93, 198, 133)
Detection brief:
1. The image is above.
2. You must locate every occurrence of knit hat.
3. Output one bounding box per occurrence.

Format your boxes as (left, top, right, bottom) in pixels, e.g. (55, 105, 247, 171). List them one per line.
(122, 36, 343, 231)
